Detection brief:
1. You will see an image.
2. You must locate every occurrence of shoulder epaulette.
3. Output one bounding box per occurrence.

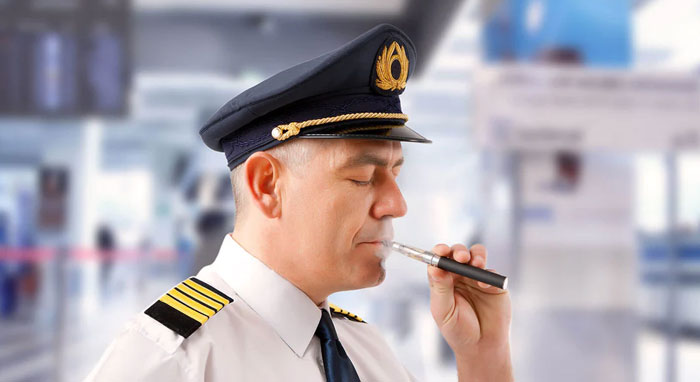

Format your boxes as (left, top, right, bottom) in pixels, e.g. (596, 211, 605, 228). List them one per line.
(145, 277, 233, 338)
(329, 303, 366, 323)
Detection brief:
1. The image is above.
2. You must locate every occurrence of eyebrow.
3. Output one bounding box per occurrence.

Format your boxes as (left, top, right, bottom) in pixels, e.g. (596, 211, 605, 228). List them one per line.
(338, 153, 404, 170)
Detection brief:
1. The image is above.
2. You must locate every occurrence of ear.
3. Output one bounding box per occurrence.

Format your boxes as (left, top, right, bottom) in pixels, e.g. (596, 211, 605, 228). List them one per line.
(243, 152, 282, 219)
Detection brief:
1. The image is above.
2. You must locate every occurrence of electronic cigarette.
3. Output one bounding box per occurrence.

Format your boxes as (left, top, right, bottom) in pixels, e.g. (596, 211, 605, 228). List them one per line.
(385, 241, 508, 290)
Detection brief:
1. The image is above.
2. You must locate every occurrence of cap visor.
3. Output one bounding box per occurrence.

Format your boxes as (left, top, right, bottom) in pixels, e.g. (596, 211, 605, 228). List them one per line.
(299, 124, 431, 143)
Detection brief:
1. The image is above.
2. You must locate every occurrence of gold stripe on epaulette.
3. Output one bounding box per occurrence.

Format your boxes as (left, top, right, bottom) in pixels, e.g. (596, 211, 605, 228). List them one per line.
(329, 303, 366, 323)
(169, 288, 217, 317)
(183, 279, 231, 306)
(160, 294, 209, 324)
(181, 283, 225, 310)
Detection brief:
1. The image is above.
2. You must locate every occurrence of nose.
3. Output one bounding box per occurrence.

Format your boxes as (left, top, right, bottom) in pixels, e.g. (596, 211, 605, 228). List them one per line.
(371, 174, 408, 219)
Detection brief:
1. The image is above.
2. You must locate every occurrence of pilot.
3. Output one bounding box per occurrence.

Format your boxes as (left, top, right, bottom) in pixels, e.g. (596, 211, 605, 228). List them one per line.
(87, 24, 513, 382)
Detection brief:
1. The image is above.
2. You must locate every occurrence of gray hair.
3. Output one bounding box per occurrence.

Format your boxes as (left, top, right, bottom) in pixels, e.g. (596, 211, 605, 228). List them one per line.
(230, 139, 320, 222)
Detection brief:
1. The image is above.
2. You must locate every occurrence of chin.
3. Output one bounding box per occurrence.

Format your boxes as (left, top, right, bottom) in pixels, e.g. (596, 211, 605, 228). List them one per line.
(343, 247, 387, 290)
(374, 267, 386, 285)
(357, 262, 386, 289)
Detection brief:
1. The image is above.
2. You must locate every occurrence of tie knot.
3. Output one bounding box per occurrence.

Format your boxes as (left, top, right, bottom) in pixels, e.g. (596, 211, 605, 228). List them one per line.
(315, 309, 338, 342)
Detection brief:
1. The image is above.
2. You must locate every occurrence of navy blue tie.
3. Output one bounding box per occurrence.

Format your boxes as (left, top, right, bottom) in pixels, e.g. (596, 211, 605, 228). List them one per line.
(315, 309, 361, 382)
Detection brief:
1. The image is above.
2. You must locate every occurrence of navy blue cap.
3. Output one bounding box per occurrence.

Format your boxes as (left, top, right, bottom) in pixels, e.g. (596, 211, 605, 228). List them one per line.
(199, 23, 432, 170)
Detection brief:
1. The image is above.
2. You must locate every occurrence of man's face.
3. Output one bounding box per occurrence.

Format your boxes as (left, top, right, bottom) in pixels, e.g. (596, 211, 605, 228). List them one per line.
(280, 139, 407, 292)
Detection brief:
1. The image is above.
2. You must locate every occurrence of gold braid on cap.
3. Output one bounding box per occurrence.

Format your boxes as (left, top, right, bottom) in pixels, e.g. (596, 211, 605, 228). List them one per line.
(271, 112, 408, 141)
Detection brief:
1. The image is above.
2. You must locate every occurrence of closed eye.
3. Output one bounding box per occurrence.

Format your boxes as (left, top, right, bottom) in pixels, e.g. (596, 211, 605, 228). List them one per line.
(350, 179, 372, 186)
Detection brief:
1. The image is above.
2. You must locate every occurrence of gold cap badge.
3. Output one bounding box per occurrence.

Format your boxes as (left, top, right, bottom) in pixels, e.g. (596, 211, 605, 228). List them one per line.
(374, 41, 409, 93)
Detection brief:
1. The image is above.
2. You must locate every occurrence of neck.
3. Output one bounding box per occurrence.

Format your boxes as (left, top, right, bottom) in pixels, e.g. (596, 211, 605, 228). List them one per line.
(231, 222, 332, 305)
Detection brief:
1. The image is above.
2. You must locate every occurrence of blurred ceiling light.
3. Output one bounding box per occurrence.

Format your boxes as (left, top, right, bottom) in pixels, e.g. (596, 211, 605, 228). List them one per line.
(135, 0, 406, 16)
(634, 0, 700, 69)
(525, 0, 544, 35)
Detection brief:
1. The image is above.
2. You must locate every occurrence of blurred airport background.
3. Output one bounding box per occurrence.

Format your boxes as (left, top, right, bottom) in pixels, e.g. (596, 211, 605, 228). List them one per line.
(1, 0, 700, 381)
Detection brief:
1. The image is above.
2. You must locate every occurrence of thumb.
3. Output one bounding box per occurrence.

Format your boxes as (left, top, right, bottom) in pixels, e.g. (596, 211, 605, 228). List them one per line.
(428, 263, 455, 326)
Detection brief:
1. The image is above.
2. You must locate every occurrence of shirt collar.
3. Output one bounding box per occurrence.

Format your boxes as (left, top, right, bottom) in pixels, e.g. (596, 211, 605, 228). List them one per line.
(210, 234, 325, 357)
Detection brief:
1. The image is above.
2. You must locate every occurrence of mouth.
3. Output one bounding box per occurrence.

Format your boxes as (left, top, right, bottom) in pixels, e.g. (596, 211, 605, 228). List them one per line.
(359, 240, 393, 262)
(361, 240, 392, 247)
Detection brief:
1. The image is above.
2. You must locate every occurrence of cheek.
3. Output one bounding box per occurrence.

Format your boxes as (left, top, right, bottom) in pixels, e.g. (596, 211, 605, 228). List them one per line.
(288, 179, 346, 229)
(327, 187, 374, 240)
(287, 175, 374, 250)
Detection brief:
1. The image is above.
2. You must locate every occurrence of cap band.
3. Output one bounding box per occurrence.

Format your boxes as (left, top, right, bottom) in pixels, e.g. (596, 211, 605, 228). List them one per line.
(271, 112, 408, 141)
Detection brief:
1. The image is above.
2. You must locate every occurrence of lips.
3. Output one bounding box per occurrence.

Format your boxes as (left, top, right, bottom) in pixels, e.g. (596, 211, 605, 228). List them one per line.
(362, 239, 391, 246)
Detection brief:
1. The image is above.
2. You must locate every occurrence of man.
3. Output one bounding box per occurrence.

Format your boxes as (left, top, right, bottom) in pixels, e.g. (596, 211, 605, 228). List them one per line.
(87, 24, 513, 381)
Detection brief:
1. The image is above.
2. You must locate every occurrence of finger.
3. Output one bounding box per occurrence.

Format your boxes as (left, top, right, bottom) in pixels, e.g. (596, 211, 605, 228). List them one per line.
(427, 264, 455, 324)
(478, 269, 509, 294)
(451, 244, 471, 263)
(427, 244, 456, 325)
(469, 244, 487, 268)
(429, 244, 454, 282)
(431, 243, 451, 257)
(427, 262, 451, 285)
(428, 243, 453, 284)
(477, 281, 492, 289)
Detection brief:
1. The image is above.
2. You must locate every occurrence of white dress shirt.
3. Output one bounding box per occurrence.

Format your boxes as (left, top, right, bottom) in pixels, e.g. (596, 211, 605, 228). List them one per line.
(86, 234, 417, 381)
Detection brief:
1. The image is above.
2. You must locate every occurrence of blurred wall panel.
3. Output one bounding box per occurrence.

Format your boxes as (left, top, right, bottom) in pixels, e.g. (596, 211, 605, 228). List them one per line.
(0, 0, 131, 116)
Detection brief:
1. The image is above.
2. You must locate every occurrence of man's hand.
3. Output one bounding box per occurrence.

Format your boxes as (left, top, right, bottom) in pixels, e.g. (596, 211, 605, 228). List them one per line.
(427, 243, 513, 382)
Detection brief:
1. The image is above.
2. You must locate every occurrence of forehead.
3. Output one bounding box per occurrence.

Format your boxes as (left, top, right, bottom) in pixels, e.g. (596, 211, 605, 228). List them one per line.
(322, 139, 403, 168)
